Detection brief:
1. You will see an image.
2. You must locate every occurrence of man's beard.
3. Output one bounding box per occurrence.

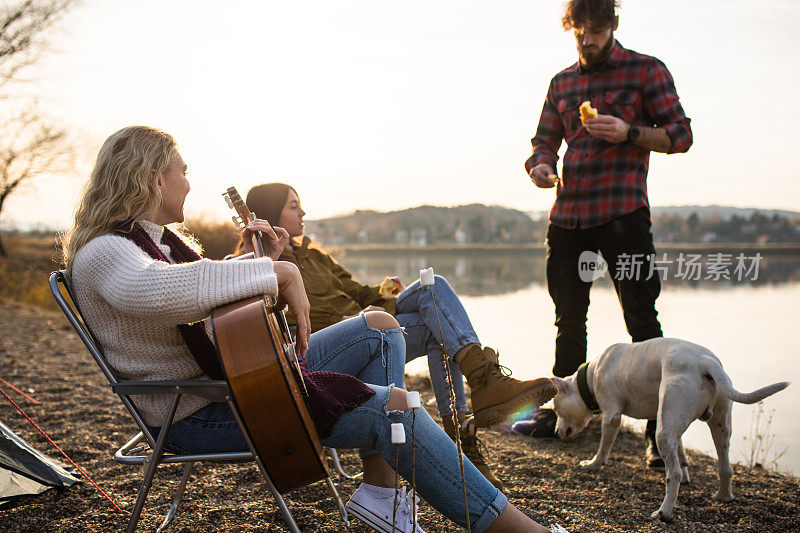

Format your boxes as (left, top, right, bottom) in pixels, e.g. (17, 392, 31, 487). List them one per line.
(579, 36, 614, 68)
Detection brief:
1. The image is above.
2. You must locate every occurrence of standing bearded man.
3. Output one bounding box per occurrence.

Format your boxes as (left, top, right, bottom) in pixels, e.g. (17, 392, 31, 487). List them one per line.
(513, 0, 693, 470)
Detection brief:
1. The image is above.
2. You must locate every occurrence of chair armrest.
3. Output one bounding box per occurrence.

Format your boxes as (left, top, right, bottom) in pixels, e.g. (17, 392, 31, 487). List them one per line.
(111, 380, 231, 403)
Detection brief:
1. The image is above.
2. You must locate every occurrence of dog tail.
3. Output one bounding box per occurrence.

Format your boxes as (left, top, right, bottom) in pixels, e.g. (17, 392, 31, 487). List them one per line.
(725, 381, 789, 404)
(705, 361, 789, 404)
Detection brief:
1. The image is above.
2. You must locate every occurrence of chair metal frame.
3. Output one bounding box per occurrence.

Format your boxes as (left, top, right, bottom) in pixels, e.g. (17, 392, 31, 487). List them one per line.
(49, 270, 351, 532)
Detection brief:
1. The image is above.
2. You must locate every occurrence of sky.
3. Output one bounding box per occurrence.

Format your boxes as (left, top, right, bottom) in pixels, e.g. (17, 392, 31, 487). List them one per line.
(3, 0, 799, 229)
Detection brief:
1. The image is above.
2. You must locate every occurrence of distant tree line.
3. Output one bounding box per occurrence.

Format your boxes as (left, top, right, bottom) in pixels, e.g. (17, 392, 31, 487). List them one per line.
(304, 205, 800, 246)
(8, 206, 799, 261)
(305, 204, 546, 247)
(652, 211, 800, 244)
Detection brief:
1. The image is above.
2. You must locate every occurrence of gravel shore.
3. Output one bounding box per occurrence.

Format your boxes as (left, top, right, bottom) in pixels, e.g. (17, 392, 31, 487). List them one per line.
(1, 298, 797, 532)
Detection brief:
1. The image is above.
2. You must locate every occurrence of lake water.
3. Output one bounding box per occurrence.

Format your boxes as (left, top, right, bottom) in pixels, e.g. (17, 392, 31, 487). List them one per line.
(342, 249, 800, 475)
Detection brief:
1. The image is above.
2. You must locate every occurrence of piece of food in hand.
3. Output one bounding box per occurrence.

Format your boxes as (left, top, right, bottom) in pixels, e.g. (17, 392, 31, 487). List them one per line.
(579, 101, 598, 125)
(548, 174, 560, 184)
(379, 276, 399, 298)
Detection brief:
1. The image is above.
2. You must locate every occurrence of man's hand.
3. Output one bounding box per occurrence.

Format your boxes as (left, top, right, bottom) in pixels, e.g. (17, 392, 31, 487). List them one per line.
(584, 114, 629, 143)
(273, 261, 311, 356)
(528, 163, 557, 189)
(242, 219, 290, 260)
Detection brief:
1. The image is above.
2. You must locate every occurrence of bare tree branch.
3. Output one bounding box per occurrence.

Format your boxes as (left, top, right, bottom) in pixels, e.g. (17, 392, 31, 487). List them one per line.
(0, 0, 78, 87)
(0, 0, 78, 254)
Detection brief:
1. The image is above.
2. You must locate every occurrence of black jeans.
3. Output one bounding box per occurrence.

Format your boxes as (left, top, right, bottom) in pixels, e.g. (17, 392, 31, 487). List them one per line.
(546, 207, 663, 378)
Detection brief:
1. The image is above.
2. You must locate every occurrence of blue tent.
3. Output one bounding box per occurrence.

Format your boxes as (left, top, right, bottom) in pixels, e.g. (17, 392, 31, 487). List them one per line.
(0, 420, 80, 506)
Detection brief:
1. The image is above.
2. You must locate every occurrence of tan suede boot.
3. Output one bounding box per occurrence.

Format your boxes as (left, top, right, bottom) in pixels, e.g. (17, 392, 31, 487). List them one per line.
(442, 415, 505, 491)
(457, 345, 557, 427)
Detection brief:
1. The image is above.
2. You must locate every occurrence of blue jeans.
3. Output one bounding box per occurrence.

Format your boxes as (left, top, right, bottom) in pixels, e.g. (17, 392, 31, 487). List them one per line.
(395, 275, 479, 417)
(157, 315, 505, 531)
(153, 315, 405, 456)
(324, 384, 506, 532)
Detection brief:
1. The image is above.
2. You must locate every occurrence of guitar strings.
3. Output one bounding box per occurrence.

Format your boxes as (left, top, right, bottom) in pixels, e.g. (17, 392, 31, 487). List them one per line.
(241, 201, 310, 399)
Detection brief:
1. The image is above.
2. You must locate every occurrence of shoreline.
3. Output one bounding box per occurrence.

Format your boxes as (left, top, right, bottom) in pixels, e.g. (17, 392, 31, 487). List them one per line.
(339, 242, 800, 255)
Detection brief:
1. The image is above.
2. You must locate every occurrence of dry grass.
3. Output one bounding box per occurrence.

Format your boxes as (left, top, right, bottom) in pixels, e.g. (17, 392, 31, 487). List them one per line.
(0, 224, 238, 311)
(740, 401, 788, 474)
(183, 218, 241, 260)
(0, 235, 61, 310)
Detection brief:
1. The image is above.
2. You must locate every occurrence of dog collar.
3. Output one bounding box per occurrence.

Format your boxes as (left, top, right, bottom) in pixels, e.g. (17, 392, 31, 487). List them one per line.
(576, 362, 601, 414)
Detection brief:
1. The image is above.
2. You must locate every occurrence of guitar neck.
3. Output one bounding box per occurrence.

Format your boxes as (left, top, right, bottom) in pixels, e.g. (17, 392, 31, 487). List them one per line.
(225, 186, 270, 259)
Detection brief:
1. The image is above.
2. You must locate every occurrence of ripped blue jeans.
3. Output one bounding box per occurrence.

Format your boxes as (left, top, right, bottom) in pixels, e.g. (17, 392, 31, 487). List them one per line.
(154, 314, 405, 456)
(159, 315, 505, 532)
(324, 383, 506, 532)
(311, 315, 506, 531)
(396, 275, 480, 417)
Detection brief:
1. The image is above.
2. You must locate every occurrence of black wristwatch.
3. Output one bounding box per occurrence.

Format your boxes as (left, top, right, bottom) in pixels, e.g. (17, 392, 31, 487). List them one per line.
(627, 125, 640, 142)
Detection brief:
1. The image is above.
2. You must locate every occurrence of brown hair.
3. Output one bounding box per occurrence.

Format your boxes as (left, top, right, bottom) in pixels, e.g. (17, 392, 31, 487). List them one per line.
(562, 0, 620, 30)
(233, 182, 298, 254)
(246, 183, 297, 225)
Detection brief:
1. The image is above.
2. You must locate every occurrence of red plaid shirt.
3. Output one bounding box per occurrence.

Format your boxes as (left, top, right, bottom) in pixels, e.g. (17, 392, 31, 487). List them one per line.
(525, 42, 692, 229)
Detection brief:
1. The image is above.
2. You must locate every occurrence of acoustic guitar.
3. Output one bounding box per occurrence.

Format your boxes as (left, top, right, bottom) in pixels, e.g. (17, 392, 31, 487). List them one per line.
(211, 186, 328, 493)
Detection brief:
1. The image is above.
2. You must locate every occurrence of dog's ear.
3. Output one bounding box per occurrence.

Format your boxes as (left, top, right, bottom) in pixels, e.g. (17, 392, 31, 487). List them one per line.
(549, 377, 569, 394)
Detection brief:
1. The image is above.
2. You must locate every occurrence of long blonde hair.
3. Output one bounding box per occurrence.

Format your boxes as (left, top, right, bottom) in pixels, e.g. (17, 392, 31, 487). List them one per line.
(61, 126, 180, 273)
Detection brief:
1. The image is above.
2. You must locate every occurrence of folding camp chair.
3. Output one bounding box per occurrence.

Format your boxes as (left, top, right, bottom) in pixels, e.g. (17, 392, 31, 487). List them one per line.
(49, 270, 352, 532)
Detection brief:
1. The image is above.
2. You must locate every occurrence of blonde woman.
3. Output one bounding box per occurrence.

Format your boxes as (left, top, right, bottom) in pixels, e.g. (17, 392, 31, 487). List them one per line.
(61, 125, 563, 533)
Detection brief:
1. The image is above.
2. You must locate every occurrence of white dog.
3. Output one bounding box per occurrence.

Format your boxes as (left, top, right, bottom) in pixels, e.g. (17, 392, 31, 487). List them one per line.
(549, 337, 789, 522)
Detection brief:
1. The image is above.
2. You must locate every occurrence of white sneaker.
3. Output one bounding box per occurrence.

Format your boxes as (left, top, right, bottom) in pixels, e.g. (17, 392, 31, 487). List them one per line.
(346, 485, 425, 533)
(551, 525, 570, 533)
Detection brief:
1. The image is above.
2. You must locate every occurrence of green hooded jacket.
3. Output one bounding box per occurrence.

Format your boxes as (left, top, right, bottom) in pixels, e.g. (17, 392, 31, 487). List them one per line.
(279, 236, 396, 332)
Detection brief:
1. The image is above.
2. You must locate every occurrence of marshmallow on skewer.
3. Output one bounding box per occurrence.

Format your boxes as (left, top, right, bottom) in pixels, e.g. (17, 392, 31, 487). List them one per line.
(419, 267, 435, 286)
(406, 391, 421, 409)
(391, 423, 406, 444)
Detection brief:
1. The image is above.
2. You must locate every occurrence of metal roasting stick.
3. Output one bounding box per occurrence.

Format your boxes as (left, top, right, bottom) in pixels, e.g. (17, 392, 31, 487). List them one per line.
(391, 423, 406, 533)
(427, 284, 471, 532)
(412, 408, 417, 533)
(394, 444, 399, 533)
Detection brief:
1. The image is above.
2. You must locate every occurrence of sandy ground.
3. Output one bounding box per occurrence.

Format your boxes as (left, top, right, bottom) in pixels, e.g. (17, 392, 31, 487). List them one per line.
(0, 298, 798, 532)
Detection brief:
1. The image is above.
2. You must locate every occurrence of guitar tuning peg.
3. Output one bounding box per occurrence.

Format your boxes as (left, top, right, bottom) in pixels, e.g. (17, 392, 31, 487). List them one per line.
(232, 215, 243, 228)
(223, 194, 234, 209)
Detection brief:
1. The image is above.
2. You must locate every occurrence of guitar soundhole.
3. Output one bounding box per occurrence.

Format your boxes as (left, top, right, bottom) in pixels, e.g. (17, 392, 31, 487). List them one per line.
(284, 446, 293, 456)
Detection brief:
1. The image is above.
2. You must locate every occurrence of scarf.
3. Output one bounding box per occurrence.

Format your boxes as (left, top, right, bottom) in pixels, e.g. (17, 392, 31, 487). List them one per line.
(117, 222, 223, 379)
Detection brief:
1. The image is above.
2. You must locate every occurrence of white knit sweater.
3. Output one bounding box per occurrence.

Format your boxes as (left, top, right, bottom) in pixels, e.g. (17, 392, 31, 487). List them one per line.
(71, 220, 278, 426)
